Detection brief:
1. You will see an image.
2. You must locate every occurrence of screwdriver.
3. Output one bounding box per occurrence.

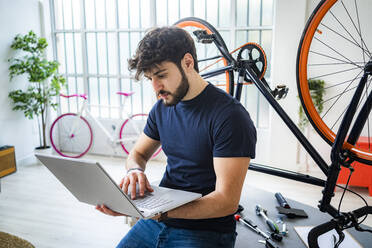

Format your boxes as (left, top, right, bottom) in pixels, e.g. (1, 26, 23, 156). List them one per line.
(235, 215, 281, 244)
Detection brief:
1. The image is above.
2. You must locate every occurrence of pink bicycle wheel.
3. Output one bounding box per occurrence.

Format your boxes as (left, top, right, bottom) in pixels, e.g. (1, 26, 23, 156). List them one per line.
(50, 113, 93, 158)
(119, 113, 162, 158)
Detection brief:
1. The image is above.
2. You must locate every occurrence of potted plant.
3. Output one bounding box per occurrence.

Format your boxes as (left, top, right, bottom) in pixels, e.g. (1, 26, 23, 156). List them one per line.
(298, 79, 325, 131)
(296, 79, 325, 171)
(8, 31, 66, 149)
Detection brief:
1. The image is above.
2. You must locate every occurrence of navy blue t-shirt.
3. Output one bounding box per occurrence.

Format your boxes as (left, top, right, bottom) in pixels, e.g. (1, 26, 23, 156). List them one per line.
(144, 83, 256, 233)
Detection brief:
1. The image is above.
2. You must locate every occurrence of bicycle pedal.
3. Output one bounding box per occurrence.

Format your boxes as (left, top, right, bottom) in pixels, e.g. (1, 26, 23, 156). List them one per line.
(272, 84, 289, 100)
(192, 30, 214, 44)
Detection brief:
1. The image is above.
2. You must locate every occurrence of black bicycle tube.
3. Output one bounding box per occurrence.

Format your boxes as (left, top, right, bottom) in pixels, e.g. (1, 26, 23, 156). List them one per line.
(331, 73, 368, 162)
(249, 163, 326, 187)
(319, 72, 369, 214)
(199, 65, 329, 186)
(174, 17, 235, 65)
(235, 68, 245, 101)
(228, 71, 235, 96)
(200, 65, 234, 79)
(245, 66, 329, 175)
(347, 83, 372, 145)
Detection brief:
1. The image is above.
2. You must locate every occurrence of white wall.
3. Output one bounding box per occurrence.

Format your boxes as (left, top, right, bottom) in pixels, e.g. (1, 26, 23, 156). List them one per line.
(262, 0, 332, 171)
(0, 0, 42, 165)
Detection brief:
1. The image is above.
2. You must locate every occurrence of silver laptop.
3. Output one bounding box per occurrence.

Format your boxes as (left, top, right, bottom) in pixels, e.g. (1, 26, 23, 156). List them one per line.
(35, 153, 201, 219)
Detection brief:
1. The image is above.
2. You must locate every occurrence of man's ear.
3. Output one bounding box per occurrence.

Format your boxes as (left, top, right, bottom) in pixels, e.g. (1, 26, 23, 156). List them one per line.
(182, 53, 195, 72)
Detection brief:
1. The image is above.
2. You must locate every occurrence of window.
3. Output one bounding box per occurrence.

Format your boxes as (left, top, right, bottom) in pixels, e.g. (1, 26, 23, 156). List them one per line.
(50, 0, 274, 127)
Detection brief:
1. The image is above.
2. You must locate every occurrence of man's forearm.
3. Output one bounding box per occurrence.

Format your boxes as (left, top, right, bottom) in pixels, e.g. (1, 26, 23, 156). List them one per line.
(126, 150, 148, 171)
(125, 133, 161, 171)
(166, 191, 238, 220)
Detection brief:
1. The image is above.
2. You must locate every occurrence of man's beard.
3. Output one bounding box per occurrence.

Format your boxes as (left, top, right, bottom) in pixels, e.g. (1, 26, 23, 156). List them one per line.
(158, 68, 189, 106)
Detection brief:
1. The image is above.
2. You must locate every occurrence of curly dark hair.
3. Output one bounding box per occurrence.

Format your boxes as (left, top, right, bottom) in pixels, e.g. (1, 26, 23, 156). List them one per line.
(128, 26, 198, 80)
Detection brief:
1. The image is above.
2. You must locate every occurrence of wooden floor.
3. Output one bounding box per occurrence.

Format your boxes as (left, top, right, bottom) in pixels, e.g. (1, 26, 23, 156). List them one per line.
(0, 152, 371, 248)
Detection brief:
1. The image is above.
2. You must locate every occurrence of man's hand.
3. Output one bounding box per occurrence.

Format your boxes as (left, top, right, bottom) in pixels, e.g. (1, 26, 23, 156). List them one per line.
(95, 170, 153, 217)
(95, 133, 159, 217)
(120, 170, 154, 200)
(95, 204, 163, 222)
(95, 204, 127, 217)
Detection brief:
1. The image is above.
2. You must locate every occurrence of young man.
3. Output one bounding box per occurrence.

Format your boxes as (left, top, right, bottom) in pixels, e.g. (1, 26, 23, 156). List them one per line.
(96, 26, 257, 248)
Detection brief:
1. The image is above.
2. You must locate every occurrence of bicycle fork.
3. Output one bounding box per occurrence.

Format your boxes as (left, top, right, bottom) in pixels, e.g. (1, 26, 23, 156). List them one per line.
(116, 96, 144, 144)
(320, 61, 372, 217)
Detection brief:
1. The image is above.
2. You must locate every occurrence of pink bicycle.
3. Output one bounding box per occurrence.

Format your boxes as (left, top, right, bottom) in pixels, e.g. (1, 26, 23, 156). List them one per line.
(49, 92, 162, 158)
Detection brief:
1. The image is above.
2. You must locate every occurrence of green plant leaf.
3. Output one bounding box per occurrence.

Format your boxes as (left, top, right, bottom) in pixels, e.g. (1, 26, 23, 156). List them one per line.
(298, 79, 325, 131)
(8, 30, 66, 147)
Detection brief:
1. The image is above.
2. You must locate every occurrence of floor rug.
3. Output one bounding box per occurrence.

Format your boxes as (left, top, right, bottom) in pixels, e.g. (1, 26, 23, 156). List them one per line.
(0, 231, 34, 248)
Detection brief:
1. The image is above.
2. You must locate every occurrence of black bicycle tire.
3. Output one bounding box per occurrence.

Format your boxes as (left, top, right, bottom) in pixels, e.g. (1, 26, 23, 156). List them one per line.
(296, 0, 372, 164)
(174, 17, 235, 95)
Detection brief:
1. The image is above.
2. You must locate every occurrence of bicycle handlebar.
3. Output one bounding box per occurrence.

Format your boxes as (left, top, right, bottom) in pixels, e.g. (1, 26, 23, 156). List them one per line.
(60, 92, 134, 100)
(308, 219, 338, 248)
(308, 206, 372, 248)
(352, 206, 372, 219)
(60, 93, 87, 100)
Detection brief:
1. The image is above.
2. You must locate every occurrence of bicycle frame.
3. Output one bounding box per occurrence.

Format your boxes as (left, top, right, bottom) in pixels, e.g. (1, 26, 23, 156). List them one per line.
(175, 13, 372, 246)
(69, 95, 142, 145)
(199, 36, 372, 220)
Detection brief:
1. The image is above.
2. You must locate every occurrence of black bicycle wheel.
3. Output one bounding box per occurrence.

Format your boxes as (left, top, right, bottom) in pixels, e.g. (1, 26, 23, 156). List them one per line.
(174, 17, 235, 95)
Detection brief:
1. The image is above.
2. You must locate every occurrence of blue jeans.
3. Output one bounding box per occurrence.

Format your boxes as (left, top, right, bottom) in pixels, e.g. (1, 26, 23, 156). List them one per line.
(116, 219, 237, 248)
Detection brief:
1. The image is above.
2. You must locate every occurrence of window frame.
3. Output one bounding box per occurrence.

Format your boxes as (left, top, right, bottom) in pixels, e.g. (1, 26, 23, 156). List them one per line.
(49, 0, 274, 127)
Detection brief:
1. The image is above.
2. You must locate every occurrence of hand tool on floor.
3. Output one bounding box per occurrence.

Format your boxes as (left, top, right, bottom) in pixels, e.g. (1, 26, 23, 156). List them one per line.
(235, 204, 244, 214)
(276, 216, 288, 236)
(235, 215, 280, 247)
(258, 239, 278, 248)
(274, 192, 308, 218)
(275, 192, 290, 208)
(255, 205, 280, 234)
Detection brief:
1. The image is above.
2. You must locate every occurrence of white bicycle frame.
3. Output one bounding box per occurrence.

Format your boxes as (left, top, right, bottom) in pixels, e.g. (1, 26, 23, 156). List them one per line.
(69, 95, 143, 145)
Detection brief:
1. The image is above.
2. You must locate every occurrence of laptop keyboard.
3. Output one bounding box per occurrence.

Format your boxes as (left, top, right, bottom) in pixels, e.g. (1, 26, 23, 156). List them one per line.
(133, 194, 173, 210)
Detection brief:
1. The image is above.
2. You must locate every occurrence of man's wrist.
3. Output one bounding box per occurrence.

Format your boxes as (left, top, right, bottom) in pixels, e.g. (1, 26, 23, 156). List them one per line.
(126, 167, 144, 174)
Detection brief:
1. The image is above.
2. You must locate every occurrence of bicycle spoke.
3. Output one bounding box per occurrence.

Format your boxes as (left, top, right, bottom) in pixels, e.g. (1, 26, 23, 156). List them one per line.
(60, 122, 70, 136)
(323, 85, 357, 104)
(314, 37, 363, 68)
(59, 136, 72, 152)
(309, 66, 361, 80)
(50, 113, 93, 157)
(319, 23, 370, 58)
(321, 70, 363, 118)
(297, 0, 372, 161)
(317, 1, 371, 135)
(330, 10, 372, 58)
(309, 62, 364, 66)
(330, 79, 371, 130)
(322, 85, 357, 120)
(354, 0, 367, 64)
(70, 136, 76, 153)
(340, 0, 371, 57)
(330, 98, 353, 131)
(310, 50, 360, 66)
(324, 76, 362, 90)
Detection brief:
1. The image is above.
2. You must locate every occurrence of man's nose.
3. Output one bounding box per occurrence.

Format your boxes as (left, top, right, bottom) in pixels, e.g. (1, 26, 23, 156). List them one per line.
(152, 79, 163, 92)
